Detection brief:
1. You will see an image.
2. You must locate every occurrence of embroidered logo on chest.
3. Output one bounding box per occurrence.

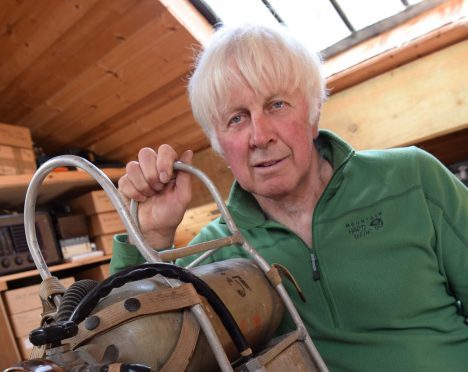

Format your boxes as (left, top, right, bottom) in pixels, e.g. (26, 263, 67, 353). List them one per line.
(345, 211, 384, 239)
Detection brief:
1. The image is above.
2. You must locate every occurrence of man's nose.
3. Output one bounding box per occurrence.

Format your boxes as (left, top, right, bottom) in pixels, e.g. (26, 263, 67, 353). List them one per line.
(250, 113, 275, 148)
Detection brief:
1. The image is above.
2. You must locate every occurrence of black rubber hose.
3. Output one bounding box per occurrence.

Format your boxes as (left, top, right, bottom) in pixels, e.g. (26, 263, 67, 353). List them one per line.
(68, 263, 252, 358)
(56, 279, 99, 322)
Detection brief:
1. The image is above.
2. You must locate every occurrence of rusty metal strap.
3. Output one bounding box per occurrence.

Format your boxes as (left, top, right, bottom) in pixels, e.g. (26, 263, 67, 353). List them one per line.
(70, 283, 201, 349)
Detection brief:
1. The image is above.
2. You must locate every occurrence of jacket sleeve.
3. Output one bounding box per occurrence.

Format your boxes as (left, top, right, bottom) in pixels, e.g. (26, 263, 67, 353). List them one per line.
(109, 234, 146, 275)
(418, 149, 468, 314)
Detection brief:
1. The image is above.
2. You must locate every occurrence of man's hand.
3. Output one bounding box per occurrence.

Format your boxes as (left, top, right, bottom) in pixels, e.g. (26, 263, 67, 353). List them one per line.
(118, 145, 193, 249)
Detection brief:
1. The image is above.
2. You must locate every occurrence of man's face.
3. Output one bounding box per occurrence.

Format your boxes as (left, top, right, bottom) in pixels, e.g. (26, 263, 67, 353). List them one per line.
(215, 83, 319, 201)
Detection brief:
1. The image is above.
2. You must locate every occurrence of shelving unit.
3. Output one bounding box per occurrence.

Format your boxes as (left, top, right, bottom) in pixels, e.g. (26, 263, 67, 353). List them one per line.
(0, 168, 124, 367)
(0, 255, 112, 292)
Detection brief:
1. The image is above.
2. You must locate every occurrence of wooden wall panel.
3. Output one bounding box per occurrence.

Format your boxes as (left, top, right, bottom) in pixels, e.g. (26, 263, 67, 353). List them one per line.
(0, 0, 98, 93)
(320, 40, 468, 150)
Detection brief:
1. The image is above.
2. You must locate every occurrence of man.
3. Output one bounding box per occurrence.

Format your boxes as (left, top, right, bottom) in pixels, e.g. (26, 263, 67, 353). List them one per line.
(111, 24, 468, 371)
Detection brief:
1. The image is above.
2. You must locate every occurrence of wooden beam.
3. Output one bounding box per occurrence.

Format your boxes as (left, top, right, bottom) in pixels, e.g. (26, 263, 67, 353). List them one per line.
(159, 0, 214, 46)
(320, 40, 468, 150)
(325, 0, 468, 94)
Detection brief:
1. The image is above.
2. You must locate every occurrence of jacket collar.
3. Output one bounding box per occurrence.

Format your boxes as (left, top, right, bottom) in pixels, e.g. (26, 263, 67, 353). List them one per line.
(220, 130, 355, 228)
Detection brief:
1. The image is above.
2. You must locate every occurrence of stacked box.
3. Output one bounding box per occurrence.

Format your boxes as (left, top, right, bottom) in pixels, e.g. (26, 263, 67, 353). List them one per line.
(70, 190, 125, 255)
(0, 122, 36, 176)
(2, 277, 75, 359)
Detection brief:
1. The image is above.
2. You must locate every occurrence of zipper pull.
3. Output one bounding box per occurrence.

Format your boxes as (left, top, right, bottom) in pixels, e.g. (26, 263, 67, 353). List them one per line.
(311, 253, 320, 281)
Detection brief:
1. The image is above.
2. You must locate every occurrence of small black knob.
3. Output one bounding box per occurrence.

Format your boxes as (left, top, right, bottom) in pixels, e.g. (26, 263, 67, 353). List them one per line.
(15, 256, 24, 265)
(29, 321, 78, 346)
(1, 258, 10, 268)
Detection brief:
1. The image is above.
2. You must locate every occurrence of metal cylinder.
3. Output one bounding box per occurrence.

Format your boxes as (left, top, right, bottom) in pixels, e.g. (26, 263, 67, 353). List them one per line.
(74, 258, 284, 371)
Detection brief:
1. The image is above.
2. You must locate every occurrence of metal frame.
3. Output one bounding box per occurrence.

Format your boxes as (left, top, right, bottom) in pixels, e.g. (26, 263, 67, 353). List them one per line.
(24, 155, 328, 371)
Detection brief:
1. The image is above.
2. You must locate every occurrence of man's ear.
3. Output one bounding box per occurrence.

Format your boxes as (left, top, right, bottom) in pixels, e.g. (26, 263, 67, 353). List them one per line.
(312, 104, 322, 139)
(312, 125, 319, 140)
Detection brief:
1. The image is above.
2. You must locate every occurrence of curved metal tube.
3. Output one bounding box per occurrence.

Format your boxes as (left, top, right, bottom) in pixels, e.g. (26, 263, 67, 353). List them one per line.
(24, 156, 161, 283)
(24, 155, 233, 372)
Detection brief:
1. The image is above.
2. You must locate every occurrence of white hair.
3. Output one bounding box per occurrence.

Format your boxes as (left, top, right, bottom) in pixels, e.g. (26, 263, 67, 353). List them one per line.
(188, 23, 326, 153)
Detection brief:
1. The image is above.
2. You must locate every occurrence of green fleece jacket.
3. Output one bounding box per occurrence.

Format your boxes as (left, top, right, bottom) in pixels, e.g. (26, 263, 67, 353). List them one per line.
(110, 131, 468, 371)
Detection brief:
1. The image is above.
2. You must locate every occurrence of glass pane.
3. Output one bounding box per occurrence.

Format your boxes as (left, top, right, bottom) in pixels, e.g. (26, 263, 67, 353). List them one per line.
(336, 0, 405, 30)
(269, 0, 351, 51)
(204, 0, 278, 27)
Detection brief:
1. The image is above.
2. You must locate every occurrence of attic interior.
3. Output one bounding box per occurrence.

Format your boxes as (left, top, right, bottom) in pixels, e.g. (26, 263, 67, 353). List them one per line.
(0, 0, 467, 369)
(0, 0, 466, 206)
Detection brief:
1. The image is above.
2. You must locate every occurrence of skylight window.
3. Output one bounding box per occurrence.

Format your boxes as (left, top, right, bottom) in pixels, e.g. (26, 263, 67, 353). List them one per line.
(190, 0, 441, 58)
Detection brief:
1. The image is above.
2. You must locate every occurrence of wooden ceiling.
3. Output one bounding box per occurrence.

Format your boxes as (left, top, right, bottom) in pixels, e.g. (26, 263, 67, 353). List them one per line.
(0, 0, 466, 168)
(0, 0, 212, 163)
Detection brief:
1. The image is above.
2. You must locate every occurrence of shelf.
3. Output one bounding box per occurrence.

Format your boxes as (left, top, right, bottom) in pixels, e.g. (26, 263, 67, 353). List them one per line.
(0, 167, 125, 209)
(0, 254, 112, 291)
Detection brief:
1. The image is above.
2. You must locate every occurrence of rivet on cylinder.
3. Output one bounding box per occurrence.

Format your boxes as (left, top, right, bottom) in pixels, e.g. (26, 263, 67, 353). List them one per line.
(124, 297, 141, 312)
(85, 315, 100, 330)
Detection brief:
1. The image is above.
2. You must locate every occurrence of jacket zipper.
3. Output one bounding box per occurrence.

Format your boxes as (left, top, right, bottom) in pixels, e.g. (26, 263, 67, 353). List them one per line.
(310, 253, 320, 281)
(310, 158, 351, 328)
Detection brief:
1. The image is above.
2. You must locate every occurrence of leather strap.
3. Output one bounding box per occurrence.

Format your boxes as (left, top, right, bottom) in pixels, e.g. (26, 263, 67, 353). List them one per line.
(70, 283, 201, 348)
(39, 276, 67, 315)
(160, 310, 200, 372)
(268, 263, 306, 302)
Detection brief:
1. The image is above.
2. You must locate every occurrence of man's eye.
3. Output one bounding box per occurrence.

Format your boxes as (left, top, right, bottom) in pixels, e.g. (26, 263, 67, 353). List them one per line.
(271, 101, 285, 109)
(228, 114, 242, 125)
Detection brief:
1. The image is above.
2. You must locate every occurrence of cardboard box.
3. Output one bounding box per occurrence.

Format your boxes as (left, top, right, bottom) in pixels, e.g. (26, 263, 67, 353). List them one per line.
(0, 122, 33, 149)
(94, 234, 114, 255)
(17, 336, 34, 359)
(10, 308, 42, 337)
(3, 277, 75, 315)
(76, 263, 110, 281)
(89, 211, 125, 237)
(0, 145, 36, 175)
(69, 190, 115, 216)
